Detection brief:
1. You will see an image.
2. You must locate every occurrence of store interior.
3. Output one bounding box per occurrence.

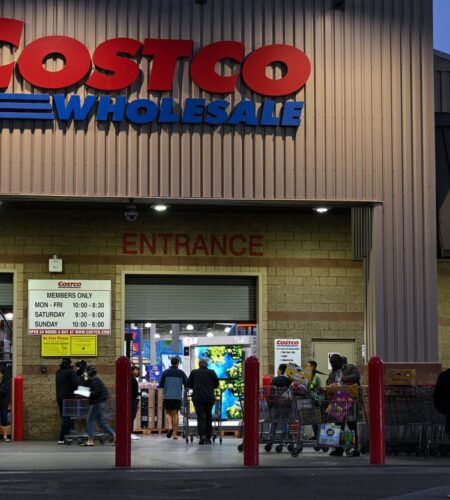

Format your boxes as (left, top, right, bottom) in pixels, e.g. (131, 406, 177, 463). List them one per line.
(125, 321, 257, 429)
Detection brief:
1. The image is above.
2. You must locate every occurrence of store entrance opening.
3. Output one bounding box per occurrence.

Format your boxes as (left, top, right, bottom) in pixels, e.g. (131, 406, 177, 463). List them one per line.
(124, 275, 258, 442)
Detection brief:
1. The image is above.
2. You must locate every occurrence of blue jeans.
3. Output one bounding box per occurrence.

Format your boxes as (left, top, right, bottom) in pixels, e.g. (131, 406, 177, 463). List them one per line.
(86, 401, 114, 440)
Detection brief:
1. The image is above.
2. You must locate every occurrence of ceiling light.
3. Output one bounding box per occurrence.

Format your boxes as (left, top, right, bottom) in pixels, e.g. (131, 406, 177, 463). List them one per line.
(152, 204, 168, 212)
(186, 324, 194, 331)
(224, 327, 231, 333)
(144, 322, 151, 328)
(169, 329, 173, 334)
(4, 312, 13, 321)
(206, 332, 214, 338)
(154, 333, 161, 339)
(313, 207, 329, 214)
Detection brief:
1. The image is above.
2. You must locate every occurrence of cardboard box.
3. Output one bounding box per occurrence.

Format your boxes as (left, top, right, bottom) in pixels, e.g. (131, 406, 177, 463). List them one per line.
(386, 368, 416, 386)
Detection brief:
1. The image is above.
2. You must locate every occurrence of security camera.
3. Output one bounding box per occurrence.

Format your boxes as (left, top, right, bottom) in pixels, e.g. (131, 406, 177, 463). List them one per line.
(124, 202, 139, 222)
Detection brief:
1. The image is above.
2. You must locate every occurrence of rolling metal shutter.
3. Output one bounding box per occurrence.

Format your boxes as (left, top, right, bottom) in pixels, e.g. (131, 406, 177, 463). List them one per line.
(0, 274, 13, 306)
(125, 275, 256, 322)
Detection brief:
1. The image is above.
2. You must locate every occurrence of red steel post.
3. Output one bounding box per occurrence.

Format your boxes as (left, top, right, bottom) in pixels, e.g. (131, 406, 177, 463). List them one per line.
(115, 356, 131, 467)
(244, 356, 260, 466)
(368, 356, 385, 464)
(262, 374, 271, 387)
(13, 375, 23, 441)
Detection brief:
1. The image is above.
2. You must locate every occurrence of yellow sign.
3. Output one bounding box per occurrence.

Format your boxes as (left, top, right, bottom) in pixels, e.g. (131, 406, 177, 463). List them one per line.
(41, 335, 97, 357)
(41, 335, 70, 357)
(70, 336, 97, 356)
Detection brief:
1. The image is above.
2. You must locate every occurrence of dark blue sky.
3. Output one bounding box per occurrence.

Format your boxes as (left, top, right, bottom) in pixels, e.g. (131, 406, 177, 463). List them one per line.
(434, 0, 450, 53)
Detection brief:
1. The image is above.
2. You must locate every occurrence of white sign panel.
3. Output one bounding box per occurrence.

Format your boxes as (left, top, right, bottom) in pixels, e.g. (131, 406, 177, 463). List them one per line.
(28, 280, 111, 335)
(274, 339, 301, 372)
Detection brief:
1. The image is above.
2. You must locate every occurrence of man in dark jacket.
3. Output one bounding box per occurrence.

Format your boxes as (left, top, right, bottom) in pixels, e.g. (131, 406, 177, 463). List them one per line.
(82, 367, 115, 446)
(187, 358, 219, 445)
(55, 357, 79, 444)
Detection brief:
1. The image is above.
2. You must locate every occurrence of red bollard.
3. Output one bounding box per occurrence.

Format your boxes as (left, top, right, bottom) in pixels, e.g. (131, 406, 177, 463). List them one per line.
(13, 375, 23, 441)
(244, 356, 259, 466)
(115, 356, 131, 467)
(368, 356, 385, 464)
(262, 375, 271, 388)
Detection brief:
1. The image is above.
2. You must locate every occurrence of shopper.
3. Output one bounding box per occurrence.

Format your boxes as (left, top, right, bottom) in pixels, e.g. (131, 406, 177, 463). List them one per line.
(0, 367, 11, 442)
(187, 358, 219, 445)
(307, 360, 323, 440)
(82, 367, 115, 447)
(131, 365, 141, 440)
(268, 364, 292, 441)
(159, 357, 188, 440)
(326, 354, 360, 457)
(55, 357, 79, 444)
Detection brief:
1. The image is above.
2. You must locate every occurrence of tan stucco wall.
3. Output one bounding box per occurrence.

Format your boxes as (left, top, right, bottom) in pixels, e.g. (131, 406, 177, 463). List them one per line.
(438, 262, 450, 369)
(2, 207, 364, 439)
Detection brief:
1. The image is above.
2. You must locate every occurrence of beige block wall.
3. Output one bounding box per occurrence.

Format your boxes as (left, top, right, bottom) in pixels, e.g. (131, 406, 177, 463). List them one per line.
(438, 262, 450, 369)
(0, 207, 364, 439)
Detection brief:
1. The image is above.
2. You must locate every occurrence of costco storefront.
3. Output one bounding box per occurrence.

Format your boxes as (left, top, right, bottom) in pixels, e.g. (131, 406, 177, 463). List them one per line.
(0, 0, 438, 439)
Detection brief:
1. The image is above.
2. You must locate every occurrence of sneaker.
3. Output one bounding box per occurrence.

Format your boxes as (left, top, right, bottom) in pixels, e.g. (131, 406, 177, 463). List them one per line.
(131, 434, 140, 440)
(166, 429, 173, 439)
(347, 449, 360, 457)
(57, 440, 65, 445)
(3, 438, 10, 443)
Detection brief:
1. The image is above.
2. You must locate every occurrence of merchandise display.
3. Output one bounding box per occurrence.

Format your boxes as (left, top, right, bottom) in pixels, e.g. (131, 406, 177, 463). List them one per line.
(194, 345, 244, 420)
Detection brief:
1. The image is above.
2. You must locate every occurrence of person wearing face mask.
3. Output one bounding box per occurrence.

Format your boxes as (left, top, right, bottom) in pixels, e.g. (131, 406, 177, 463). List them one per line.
(326, 354, 360, 457)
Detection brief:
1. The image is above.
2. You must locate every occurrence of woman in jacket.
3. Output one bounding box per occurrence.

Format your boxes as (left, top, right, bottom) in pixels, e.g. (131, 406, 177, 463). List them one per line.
(82, 367, 115, 447)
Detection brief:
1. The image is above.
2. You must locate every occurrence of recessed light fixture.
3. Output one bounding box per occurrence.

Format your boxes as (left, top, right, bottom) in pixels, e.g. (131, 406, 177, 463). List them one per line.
(313, 207, 329, 214)
(169, 329, 173, 334)
(186, 324, 194, 331)
(152, 204, 168, 212)
(144, 322, 151, 328)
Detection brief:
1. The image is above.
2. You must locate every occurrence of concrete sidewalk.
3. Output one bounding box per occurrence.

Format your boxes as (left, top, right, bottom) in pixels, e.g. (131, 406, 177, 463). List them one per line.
(1, 436, 450, 471)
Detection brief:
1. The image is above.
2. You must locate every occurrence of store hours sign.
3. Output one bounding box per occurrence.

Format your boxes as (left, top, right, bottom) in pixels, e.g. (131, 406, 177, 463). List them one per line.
(28, 280, 111, 335)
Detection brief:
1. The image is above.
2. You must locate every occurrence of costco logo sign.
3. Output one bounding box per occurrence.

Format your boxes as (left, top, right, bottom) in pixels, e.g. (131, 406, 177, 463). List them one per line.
(0, 18, 311, 128)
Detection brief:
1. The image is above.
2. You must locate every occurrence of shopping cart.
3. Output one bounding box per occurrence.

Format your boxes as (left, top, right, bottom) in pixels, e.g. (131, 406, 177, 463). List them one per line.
(180, 389, 223, 444)
(62, 396, 115, 445)
(259, 386, 302, 457)
(384, 386, 427, 456)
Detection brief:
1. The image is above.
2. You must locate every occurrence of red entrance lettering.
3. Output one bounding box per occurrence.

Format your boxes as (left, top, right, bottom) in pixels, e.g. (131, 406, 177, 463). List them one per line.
(158, 233, 174, 254)
(249, 234, 263, 256)
(192, 235, 209, 255)
(230, 235, 246, 256)
(139, 233, 156, 254)
(175, 234, 191, 255)
(123, 233, 138, 254)
(210, 235, 226, 256)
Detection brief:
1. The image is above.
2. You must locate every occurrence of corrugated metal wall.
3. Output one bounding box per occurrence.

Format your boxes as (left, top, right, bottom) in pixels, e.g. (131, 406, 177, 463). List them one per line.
(0, 0, 438, 361)
(0, 0, 434, 203)
(435, 51, 450, 112)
